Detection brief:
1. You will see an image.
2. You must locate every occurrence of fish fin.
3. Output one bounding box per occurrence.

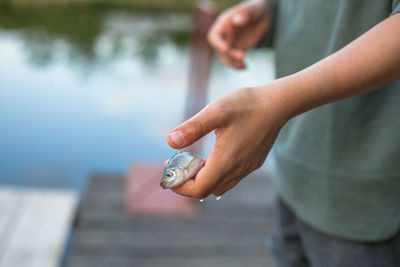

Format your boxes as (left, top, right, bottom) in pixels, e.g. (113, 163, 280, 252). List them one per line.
(201, 159, 206, 167)
(187, 157, 196, 168)
(171, 150, 183, 158)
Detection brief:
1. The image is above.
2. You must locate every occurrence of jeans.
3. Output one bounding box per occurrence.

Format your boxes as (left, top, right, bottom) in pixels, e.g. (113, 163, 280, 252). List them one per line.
(267, 198, 400, 267)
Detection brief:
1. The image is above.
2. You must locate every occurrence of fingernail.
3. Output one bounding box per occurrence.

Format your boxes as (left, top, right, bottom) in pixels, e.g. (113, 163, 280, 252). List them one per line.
(232, 14, 243, 23)
(168, 131, 184, 146)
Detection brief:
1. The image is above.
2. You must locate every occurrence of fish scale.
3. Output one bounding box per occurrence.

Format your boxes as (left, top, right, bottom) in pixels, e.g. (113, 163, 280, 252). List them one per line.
(168, 151, 197, 168)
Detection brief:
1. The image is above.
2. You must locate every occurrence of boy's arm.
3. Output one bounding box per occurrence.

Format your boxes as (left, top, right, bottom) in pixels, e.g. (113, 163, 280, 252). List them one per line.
(166, 14, 400, 198)
(282, 13, 400, 119)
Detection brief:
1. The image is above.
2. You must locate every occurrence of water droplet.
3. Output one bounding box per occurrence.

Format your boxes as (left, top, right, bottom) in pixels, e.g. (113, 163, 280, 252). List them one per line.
(215, 196, 221, 200)
(199, 199, 204, 203)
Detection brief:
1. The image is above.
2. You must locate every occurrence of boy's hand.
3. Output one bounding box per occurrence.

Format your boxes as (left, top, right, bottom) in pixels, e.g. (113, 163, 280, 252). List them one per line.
(208, 0, 270, 69)
(166, 11, 400, 199)
(166, 85, 288, 198)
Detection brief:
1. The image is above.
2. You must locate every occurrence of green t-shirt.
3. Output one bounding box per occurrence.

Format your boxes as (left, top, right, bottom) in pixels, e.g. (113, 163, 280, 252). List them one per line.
(271, 0, 400, 241)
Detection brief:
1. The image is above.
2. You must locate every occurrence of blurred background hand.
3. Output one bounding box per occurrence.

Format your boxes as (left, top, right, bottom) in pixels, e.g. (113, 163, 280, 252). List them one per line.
(208, 0, 270, 69)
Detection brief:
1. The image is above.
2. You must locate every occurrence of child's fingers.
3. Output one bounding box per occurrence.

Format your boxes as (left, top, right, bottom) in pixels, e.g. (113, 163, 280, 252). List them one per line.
(208, 22, 229, 54)
(218, 53, 246, 69)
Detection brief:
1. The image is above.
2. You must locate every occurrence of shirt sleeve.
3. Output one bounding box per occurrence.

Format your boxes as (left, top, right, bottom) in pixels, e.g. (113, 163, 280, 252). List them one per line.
(391, 0, 400, 15)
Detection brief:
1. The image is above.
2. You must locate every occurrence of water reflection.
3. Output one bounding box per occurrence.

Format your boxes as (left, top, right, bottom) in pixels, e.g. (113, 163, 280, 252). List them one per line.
(0, 9, 274, 191)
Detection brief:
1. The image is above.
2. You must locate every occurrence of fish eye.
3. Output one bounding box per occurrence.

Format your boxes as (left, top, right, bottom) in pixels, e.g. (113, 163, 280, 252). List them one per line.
(165, 172, 173, 177)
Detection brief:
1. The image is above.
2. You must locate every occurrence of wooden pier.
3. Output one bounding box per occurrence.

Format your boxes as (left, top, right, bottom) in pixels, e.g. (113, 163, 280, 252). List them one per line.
(0, 187, 78, 267)
(68, 170, 278, 267)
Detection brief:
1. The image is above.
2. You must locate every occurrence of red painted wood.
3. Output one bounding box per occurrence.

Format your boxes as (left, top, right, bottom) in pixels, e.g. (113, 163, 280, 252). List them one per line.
(124, 163, 198, 216)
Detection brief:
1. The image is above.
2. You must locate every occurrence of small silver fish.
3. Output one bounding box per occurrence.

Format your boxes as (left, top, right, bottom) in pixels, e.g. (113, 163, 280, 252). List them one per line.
(160, 151, 204, 189)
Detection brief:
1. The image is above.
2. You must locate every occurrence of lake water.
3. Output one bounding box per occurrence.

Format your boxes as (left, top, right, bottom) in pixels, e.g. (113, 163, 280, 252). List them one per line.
(0, 10, 274, 191)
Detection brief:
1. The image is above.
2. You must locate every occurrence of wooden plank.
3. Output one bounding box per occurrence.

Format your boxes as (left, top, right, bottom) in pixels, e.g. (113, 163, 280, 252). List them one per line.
(70, 170, 278, 267)
(81, 199, 273, 220)
(0, 188, 23, 263)
(0, 188, 20, 235)
(0, 187, 78, 267)
(74, 229, 267, 247)
(72, 244, 269, 258)
(71, 232, 270, 258)
(76, 216, 271, 235)
(86, 174, 124, 194)
(70, 256, 277, 267)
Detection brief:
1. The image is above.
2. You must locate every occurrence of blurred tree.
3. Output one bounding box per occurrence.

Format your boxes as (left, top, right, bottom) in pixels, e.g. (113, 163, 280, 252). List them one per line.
(0, 0, 239, 67)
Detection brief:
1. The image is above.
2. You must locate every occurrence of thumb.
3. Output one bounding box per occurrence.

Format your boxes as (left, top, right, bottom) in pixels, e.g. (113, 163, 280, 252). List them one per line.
(167, 105, 224, 149)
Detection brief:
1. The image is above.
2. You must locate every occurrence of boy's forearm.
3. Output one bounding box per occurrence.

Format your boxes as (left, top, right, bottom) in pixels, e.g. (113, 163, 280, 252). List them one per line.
(271, 13, 400, 120)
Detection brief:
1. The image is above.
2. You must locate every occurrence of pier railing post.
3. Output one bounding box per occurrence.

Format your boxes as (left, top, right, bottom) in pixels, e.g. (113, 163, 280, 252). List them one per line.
(125, 2, 217, 216)
(185, 0, 216, 154)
